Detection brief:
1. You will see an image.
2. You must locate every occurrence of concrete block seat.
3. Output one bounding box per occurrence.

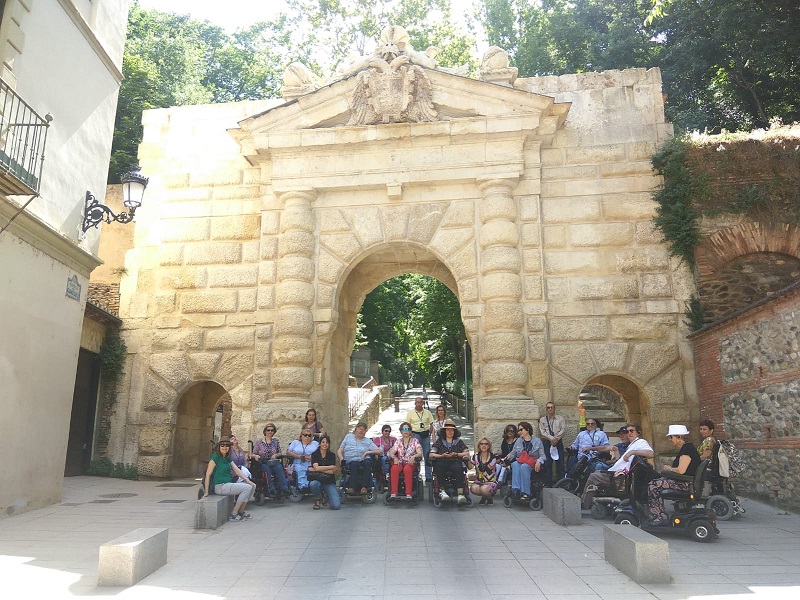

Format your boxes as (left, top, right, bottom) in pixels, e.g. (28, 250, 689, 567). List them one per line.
(98, 528, 168, 586)
(542, 486, 581, 525)
(195, 493, 234, 529)
(603, 524, 671, 583)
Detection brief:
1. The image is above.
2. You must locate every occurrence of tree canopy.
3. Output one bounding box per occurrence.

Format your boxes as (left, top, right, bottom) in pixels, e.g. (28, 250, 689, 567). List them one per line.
(478, 0, 800, 133)
(357, 275, 467, 393)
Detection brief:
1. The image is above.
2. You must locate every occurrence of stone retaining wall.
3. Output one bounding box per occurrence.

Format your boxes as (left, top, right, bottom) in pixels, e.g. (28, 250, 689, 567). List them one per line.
(692, 281, 800, 512)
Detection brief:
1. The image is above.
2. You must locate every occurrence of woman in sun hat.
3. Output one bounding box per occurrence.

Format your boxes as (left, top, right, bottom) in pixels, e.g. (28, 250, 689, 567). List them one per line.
(645, 424, 701, 526)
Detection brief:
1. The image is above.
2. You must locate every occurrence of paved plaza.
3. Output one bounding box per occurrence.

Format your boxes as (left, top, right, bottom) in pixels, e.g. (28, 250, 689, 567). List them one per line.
(2, 396, 799, 599)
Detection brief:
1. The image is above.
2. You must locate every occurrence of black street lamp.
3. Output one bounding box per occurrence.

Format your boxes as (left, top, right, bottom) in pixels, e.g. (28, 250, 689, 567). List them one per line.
(81, 167, 149, 232)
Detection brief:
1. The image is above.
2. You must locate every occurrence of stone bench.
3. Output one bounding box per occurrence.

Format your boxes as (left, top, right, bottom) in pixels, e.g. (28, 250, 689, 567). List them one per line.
(195, 493, 234, 529)
(603, 524, 671, 583)
(542, 487, 581, 525)
(98, 528, 168, 586)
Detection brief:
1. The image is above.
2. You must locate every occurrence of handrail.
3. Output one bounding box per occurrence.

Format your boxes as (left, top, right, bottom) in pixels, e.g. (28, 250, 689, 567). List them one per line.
(0, 77, 51, 195)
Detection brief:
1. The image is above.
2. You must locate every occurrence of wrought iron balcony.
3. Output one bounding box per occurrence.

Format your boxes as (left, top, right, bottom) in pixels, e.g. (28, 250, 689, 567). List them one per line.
(0, 77, 51, 195)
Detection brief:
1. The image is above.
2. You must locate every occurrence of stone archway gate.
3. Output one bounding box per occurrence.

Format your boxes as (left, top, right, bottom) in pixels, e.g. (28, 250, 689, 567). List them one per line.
(112, 38, 697, 476)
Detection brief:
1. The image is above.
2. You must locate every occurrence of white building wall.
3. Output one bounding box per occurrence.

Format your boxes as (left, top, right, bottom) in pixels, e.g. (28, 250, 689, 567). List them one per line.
(0, 0, 130, 516)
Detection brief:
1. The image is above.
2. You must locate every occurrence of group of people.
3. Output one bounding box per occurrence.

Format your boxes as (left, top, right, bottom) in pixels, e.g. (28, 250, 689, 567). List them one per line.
(204, 399, 716, 526)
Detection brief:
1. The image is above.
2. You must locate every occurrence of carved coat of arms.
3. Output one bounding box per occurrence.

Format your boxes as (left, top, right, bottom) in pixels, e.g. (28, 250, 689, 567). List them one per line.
(345, 26, 438, 126)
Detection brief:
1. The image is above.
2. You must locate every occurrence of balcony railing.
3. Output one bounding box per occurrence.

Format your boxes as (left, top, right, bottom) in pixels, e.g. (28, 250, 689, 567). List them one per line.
(0, 78, 50, 195)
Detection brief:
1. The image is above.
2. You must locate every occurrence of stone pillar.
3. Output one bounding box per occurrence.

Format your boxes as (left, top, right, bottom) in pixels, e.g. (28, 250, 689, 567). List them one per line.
(272, 190, 316, 400)
(477, 177, 527, 397)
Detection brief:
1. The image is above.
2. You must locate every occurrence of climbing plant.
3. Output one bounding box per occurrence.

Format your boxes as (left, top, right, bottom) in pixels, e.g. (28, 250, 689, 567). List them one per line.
(651, 124, 800, 267)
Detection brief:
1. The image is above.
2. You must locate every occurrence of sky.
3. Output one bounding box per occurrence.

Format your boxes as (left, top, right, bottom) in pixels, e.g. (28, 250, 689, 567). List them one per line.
(136, 0, 481, 37)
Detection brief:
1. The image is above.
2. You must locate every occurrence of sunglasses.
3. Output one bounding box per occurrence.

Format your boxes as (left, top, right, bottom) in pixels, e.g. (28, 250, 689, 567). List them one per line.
(626, 428, 637, 433)
(479, 442, 489, 446)
(301, 433, 312, 437)
(220, 442, 231, 447)
(266, 428, 276, 432)
(400, 427, 411, 432)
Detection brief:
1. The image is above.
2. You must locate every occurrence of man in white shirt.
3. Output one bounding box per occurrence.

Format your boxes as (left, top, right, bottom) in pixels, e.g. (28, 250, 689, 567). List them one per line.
(581, 423, 653, 510)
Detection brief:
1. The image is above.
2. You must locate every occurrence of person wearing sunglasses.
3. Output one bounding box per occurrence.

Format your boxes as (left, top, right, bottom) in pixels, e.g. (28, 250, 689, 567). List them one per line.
(203, 436, 255, 521)
(286, 427, 319, 491)
(373, 424, 397, 484)
(252, 423, 290, 499)
(569, 417, 610, 472)
(581, 423, 653, 510)
(387, 421, 422, 499)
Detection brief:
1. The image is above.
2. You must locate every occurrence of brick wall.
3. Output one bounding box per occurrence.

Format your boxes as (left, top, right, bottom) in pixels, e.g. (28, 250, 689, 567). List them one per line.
(691, 282, 800, 510)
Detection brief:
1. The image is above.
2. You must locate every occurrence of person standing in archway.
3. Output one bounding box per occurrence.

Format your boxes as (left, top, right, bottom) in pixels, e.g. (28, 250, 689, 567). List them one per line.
(539, 402, 565, 485)
(405, 396, 434, 481)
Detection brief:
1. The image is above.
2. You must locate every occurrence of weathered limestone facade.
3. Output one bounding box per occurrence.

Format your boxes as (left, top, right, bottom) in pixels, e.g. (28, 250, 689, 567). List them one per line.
(110, 41, 697, 475)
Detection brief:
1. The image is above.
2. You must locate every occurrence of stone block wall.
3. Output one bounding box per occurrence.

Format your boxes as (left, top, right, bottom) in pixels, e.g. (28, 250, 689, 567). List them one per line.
(691, 282, 800, 511)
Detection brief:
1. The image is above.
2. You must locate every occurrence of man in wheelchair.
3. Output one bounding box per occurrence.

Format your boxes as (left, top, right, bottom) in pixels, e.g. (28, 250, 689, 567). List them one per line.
(581, 423, 653, 510)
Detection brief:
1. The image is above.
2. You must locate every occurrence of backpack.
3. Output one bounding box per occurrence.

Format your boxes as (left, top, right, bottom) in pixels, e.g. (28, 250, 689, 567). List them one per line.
(716, 440, 745, 478)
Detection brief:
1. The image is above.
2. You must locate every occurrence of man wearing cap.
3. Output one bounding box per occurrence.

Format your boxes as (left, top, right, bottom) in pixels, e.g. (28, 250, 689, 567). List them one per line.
(405, 396, 434, 481)
(581, 423, 653, 510)
(338, 421, 382, 496)
(539, 402, 565, 485)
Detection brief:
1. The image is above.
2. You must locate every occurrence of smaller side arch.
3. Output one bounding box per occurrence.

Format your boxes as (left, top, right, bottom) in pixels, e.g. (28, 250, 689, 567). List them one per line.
(695, 222, 800, 276)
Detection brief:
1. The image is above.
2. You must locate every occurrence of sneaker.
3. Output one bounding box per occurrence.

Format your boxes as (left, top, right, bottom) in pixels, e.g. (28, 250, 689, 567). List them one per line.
(478, 497, 487, 505)
(238, 512, 251, 519)
(347, 488, 355, 496)
(457, 495, 467, 506)
(405, 494, 413, 500)
(439, 490, 450, 501)
(486, 497, 494, 505)
(229, 513, 243, 522)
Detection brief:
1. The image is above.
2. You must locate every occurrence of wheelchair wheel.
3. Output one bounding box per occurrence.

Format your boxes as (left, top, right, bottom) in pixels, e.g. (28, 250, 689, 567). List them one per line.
(383, 491, 393, 505)
(288, 487, 302, 503)
(591, 502, 608, 520)
(433, 493, 442, 508)
(554, 478, 579, 494)
(503, 495, 513, 508)
(364, 487, 377, 504)
(707, 495, 734, 521)
(197, 486, 205, 501)
(254, 490, 265, 506)
(529, 496, 542, 511)
(614, 513, 640, 527)
(689, 519, 715, 543)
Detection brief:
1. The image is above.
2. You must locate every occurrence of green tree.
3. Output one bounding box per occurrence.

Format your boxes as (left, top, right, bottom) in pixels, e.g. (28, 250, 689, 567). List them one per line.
(109, 5, 293, 182)
(479, 0, 800, 133)
(277, 0, 477, 73)
(357, 274, 465, 391)
(479, 0, 659, 76)
(655, 0, 800, 132)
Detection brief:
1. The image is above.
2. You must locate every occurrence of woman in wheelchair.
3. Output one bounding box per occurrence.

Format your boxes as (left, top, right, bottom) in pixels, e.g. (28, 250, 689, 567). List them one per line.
(429, 419, 470, 504)
(387, 421, 422, 499)
(503, 421, 545, 501)
(646, 424, 701, 526)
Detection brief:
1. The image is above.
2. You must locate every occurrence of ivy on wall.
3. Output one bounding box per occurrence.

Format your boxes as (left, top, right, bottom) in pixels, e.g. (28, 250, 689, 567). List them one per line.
(651, 124, 800, 330)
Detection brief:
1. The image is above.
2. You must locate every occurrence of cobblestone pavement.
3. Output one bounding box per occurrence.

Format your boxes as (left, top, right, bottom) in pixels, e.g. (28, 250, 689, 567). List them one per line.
(1, 397, 798, 599)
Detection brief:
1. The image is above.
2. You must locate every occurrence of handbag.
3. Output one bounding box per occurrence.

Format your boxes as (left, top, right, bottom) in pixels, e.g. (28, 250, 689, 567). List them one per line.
(550, 445, 560, 460)
(518, 450, 538, 467)
(307, 471, 335, 485)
